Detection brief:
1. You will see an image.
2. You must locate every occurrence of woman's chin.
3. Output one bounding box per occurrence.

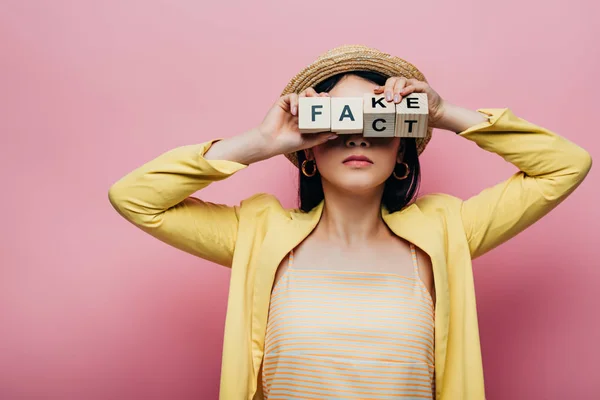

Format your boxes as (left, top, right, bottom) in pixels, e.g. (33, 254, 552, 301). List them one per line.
(328, 174, 385, 194)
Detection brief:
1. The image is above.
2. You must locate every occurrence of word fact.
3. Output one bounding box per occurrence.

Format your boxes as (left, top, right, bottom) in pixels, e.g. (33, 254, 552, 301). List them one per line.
(298, 93, 428, 138)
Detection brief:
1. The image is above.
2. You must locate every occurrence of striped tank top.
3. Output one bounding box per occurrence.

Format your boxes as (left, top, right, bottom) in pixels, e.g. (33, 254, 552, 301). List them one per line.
(262, 243, 435, 399)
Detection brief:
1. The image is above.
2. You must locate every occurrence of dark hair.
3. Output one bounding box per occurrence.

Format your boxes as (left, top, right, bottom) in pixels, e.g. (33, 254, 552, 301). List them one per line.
(297, 70, 421, 213)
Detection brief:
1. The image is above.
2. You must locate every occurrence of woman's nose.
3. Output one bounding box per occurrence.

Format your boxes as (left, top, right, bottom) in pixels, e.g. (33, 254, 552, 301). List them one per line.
(344, 135, 371, 148)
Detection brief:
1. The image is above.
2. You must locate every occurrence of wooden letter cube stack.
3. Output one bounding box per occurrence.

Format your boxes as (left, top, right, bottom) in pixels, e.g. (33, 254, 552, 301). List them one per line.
(395, 93, 428, 138)
(363, 94, 396, 137)
(299, 93, 428, 137)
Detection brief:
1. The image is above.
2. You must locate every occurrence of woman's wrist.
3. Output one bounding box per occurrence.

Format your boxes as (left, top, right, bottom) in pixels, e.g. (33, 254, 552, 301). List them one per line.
(433, 101, 488, 134)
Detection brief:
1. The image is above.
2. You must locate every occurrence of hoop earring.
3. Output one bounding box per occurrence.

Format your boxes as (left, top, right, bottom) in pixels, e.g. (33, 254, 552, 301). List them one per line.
(392, 162, 410, 180)
(301, 159, 317, 177)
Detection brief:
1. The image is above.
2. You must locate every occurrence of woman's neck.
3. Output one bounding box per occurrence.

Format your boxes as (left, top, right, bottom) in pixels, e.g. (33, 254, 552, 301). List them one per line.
(314, 184, 389, 247)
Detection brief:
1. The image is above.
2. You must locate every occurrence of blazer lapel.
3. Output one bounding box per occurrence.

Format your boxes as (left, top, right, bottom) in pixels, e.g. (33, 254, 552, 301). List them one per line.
(382, 204, 450, 386)
(250, 201, 324, 382)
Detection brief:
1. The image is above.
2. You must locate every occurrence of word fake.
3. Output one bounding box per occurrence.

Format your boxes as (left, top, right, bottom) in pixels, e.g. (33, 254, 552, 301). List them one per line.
(298, 93, 428, 137)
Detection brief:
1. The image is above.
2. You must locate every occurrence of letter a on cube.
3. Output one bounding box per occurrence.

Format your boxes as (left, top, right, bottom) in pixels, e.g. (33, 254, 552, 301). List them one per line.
(298, 97, 331, 133)
(395, 93, 429, 137)
(363, 94, 395, 137)
(331, 97, 363, 134)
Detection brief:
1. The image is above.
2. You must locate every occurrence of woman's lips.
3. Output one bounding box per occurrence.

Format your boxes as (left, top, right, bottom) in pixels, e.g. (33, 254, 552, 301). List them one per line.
(342, 155, 373, 167)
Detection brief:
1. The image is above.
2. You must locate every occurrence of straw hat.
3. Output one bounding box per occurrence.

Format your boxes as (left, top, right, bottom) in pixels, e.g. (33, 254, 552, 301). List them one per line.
(280, 44, 433, 168)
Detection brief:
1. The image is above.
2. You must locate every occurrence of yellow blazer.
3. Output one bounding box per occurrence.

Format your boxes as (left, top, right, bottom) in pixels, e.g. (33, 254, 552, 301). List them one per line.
(108, 108, 591, 399)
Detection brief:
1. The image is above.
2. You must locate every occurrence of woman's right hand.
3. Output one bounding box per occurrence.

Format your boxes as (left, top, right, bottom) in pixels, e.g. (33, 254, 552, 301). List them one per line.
(256, 88, 338, 157)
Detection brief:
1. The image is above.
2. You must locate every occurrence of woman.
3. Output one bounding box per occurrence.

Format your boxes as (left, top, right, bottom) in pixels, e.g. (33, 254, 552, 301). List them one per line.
(108, 45, 592, 399)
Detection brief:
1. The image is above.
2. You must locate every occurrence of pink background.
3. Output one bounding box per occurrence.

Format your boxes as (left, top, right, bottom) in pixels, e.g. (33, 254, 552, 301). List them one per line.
(1, 1, 598, 399)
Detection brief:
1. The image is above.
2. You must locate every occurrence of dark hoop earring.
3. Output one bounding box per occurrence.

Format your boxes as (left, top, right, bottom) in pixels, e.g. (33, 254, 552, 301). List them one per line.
(393, 162, 410, 180)
(301, 159, 317, 177)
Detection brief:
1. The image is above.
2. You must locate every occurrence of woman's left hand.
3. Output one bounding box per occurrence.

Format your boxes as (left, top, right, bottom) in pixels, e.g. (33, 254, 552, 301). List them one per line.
(373, 77, 446, 128)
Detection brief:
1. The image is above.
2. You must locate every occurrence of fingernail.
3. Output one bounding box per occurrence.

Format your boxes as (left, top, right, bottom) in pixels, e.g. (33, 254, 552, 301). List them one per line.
(386, 91, 392, 101)
(393, 94, 400, 102)
(328, 134, 338, 140)
(374, 86, 380, 90)
(292, 105, 297, 115)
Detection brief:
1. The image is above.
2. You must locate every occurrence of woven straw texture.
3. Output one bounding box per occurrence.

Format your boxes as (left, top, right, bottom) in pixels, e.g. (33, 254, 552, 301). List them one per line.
(280, 44, 433, 168)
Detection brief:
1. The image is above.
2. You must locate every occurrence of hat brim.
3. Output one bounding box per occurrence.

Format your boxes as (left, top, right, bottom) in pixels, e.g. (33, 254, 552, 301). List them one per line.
(280, 44, 433, 168)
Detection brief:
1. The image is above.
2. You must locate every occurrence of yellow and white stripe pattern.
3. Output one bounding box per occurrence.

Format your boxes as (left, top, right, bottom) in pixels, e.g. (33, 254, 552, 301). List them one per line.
(262, 243, 435, 399)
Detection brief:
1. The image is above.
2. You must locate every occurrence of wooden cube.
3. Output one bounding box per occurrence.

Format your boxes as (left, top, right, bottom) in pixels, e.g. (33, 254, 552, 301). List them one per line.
(298, 97, 331, 133)
(363, 94, 396, 137)
(395, 93, 429, 137)
(331, 97, 363, 134)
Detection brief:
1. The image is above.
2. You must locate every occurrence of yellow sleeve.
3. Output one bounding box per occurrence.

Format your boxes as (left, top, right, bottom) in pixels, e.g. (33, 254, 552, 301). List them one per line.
(456, 108, 592, 259)
(108, 139, 247, 268)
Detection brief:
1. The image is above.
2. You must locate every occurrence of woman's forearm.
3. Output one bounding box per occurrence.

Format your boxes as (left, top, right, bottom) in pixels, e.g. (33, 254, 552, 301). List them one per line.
(204, 101, 490, 165)
(204, 128, 275, 165)
(446, 107, 591, 258)
(434, 101, 489, 133)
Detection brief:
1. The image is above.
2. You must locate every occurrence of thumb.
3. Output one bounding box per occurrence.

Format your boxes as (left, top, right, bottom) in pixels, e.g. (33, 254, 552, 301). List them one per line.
(305, 132, 338, 147)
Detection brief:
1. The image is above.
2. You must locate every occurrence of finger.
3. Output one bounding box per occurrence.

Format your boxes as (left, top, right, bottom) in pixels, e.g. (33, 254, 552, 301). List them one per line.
(382, 77, 399, 102)
(306, 87, 319, 97)
(392, 77, 410, 104)
(279, 93, 292, 109)
(400, 85, 414, 95)
(296, 88, 329, 116)
(284, 93, 299, 116)
(307, 131, 338, 146)
(400, 80, 429, 96)
(296, 88, 330, 116)
(299, 87, 318, 98)
(373, 77, 395, 96)
(405, 78, 426, 86)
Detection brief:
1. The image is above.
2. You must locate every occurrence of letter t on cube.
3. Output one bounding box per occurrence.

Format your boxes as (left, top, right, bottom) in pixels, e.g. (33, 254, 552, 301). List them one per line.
(395, 93, 429, 137)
